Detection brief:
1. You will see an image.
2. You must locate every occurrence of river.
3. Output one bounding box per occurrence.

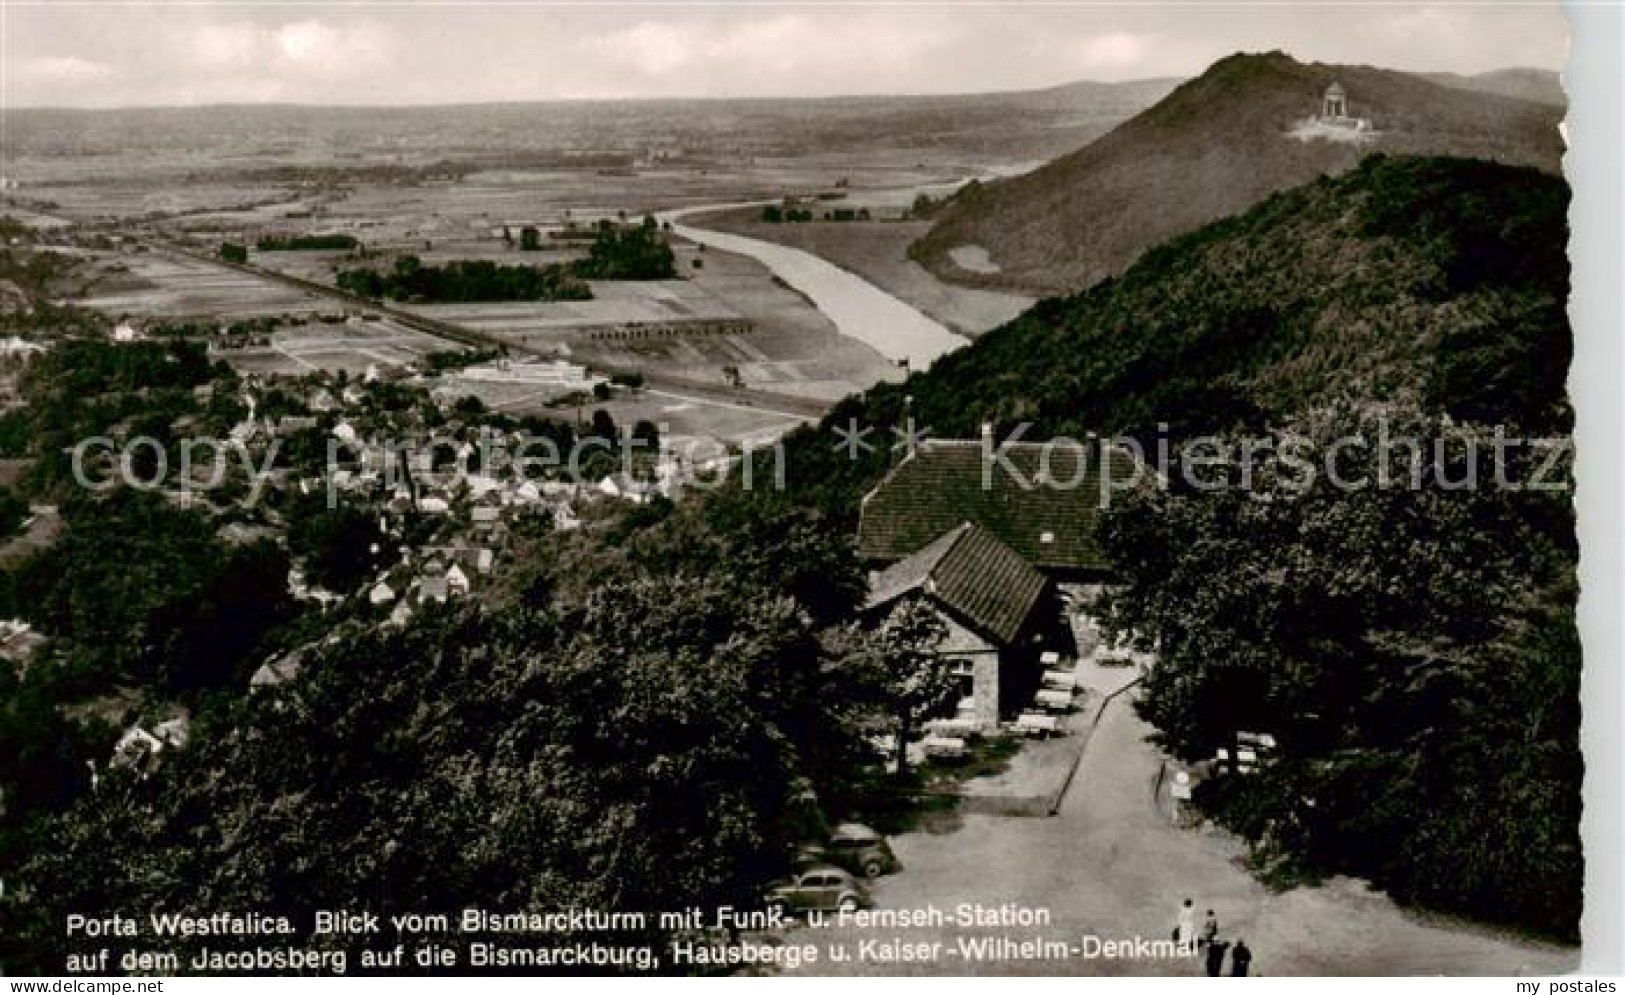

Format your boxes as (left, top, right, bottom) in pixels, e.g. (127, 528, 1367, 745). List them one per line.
(658, 203, 970, 372)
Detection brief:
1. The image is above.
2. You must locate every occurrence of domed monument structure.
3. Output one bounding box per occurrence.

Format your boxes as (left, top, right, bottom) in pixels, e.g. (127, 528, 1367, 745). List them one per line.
(1321, 80, 1348, 119)
(1290, 79, 1374, 141)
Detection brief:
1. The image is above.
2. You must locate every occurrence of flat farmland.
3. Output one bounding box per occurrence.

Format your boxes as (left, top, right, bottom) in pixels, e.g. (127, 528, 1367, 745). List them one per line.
(406, 255, 897, 404)
(252, 243, 586, 286)
(76, 249, 332, 319)
(246, 248, 359, 284)
(19, 179, 299, 221)
(409, 279, 745, 342)
(321, 162, 955, 229)
(176, 196, 334, 232)
(498, 386, 807, 449)
(216, 318, 458, 377)
(432, 378, 589, 412)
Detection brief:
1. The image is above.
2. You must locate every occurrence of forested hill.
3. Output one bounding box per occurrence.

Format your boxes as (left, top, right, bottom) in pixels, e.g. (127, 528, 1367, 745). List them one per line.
(800, 153, 1570, 506)
(912, 52, 1565, 296)
(786, 152, 1580, 940)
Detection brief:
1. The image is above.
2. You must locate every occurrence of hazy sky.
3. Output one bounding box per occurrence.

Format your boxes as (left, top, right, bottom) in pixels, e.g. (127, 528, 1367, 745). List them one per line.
(3, 2, 1568, 108)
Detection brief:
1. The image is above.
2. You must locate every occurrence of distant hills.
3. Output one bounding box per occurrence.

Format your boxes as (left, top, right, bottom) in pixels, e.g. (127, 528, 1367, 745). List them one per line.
(913, 52, 1566, 295)
(4, 79, 1181, 172)
(1425, 67, 1566, 107)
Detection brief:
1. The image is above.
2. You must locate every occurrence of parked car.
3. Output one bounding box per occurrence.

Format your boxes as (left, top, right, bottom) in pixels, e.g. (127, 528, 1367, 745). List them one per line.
(808, 823, 900, 878)
(764, 866, 871, 916)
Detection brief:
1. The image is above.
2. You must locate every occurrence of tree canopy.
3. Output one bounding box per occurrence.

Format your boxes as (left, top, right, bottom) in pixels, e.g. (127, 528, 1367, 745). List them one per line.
(1095, 403, 1580, 937)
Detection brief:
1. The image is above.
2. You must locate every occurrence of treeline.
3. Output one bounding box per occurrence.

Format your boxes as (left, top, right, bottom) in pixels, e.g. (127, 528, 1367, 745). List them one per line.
(761, 205, 815, 223)
(145, 317, 282, 339)
(336, 255, 592, 303)
(255, 233, 359, 252)
(571, 216, 677, 280)
(422, 347, 504, 374)
(334, 216, 676, 304)
(761, 204, 872, 223)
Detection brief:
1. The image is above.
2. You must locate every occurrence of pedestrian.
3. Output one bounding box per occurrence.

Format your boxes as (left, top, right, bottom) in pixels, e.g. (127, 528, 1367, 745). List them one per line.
(1231, 939, 1253, 976)
(1200, 909, 1218, 949)
(1205, 939, 1230, 977)
(1176, 898, 1195, 948)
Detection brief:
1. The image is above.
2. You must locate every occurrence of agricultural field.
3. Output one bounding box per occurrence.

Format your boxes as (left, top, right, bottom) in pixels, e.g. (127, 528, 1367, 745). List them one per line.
(12, 178, 302, 222)
(497, 383, 808, 449)
(73, 248, 331, 320)
(632, 240, 903, 400)
(406, 279, 747, 345)
(302, 161, 958, 237)
(214, 317, 458, 378)
(25, 139, 959, 441)
(402, 246, 902, 404)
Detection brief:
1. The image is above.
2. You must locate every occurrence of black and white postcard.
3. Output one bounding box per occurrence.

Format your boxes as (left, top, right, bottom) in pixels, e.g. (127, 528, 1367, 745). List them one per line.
(0, 1, 1614, 981)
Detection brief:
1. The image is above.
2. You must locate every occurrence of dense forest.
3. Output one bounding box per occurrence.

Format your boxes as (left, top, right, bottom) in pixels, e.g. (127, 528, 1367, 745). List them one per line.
(1096, 404, 1578, 934)
(0, 479, 884, 973)
(0, 339, 243, 495)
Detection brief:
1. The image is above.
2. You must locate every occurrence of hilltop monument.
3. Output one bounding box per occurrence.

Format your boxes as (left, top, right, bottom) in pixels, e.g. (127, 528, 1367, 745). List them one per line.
(1315, 80, 1371, 131)
(1288, 79, 1375, 143)
(1322, 81, 1348, 119)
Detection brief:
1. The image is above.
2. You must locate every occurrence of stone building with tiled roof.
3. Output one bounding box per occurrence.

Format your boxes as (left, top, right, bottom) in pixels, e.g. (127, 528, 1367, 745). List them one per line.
(867, 522, 1049, 646)
(865, 522, 1055, 728)
(856, 432, 1137, 579)
(857, 430, 1144, 727)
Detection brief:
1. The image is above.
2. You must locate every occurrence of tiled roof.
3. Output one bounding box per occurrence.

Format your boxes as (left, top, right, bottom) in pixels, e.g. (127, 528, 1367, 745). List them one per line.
(866, 522, 1049, 646)
(857, 440, 1134, 572)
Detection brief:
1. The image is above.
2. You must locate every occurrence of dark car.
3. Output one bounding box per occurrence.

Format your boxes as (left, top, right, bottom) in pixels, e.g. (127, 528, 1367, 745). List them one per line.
(799, 823, 900, 879)
(764, 866, 871, 916)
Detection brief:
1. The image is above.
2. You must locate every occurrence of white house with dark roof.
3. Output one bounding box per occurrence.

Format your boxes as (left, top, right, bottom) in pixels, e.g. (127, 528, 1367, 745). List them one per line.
(445, 563, 471, 595)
